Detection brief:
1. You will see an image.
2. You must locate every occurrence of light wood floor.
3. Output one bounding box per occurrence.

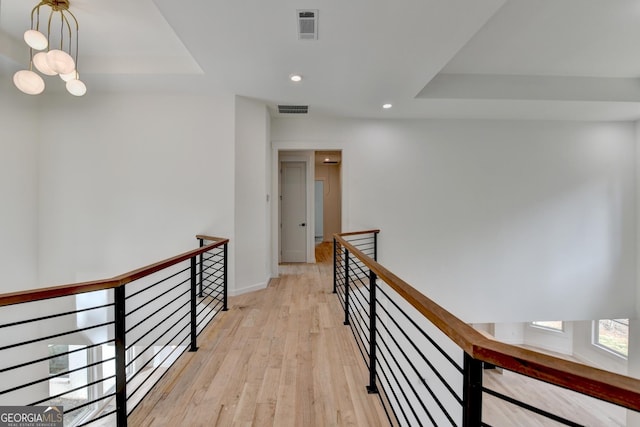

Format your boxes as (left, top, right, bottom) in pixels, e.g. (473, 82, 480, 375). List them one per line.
(129, 242, 629, 426)
(128, 242, 389, 426)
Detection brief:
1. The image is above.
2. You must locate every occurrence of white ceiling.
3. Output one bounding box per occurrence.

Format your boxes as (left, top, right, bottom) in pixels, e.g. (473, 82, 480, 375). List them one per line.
(2, 0, 640, 121)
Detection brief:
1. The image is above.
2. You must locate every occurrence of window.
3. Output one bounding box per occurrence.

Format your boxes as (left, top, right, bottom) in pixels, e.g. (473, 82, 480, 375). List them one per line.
(594, 319, 629, 358)
(531, 321, 564, 332)
(48, 344, 69, 378)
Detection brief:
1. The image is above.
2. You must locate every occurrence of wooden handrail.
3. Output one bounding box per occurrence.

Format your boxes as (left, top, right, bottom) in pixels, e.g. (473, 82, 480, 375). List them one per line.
(337, 229, 380, 238)
(195, 234, 228, 242)
(0, 236, 229, 308)
(334, 231, 640, 411)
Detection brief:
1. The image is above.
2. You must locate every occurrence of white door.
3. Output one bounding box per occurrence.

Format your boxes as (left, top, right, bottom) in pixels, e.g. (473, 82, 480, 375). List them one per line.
(281, 162, 307, 262)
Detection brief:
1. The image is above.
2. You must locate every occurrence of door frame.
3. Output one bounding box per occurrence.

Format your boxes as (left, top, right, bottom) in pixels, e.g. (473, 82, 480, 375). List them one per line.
(278, 152, 314, 265)
(271, 143, 347, 276)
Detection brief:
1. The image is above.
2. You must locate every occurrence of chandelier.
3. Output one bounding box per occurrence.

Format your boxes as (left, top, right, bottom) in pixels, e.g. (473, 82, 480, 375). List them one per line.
(13, 0, 86, 96)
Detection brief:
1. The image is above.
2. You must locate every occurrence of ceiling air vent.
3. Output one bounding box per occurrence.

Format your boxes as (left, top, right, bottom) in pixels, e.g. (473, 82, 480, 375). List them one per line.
(278, 105, 309, 114)
(297, 10, 318, 40)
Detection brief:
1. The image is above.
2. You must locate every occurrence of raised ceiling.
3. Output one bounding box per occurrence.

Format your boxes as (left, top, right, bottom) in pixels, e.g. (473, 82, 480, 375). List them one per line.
(2, 0, 640, 121)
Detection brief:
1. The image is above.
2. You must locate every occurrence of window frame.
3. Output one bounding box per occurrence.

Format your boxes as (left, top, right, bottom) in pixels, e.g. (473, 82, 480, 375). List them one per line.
(593, 319, 629, 359)
(529, 320, 564, 333)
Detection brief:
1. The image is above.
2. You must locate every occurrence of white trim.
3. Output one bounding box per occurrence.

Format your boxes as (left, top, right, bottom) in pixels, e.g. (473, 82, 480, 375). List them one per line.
(230, 279, 270, 296)
(271, 141, 347, 276)
(591, 319, 629, 360)
(529, 321, 565, 333)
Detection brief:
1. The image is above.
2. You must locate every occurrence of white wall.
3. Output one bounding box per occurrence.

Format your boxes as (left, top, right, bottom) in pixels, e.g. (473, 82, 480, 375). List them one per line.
(234, 96, 272, 294)
(0, 81, 39, 292)
(37, 92, 236, 287)
(272, 117, 637, 323)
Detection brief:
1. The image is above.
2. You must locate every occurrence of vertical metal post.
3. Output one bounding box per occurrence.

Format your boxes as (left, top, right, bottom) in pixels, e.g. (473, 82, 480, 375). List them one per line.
(114, 286, 127, 427)
(366, 270, 379, 394)
(222, 243, 228, 311)
(189, 256, 198, 352)
(343, 249, 350, 326)
(373, 232, 378, 262)
(198, 238, 204, 297)
(462, 353, 483, 427)
(333, 238, 338, 294)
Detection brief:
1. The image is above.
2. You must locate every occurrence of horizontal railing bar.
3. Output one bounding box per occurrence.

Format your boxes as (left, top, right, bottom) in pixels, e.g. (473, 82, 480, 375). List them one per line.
(126, 288, 190, 333)
(198, 281, 223, 294)
(125, 266, 190, 300)
(377, 284, 463, 373)
(0, 321, 113, 352)
(76, 409, 116, 427)
(376, 306, 463, 405)
(201, 267, 224, 284)
(0, 357, 114, 396)
(29, 375, 116, 406)
(125, 337, 190, 417)
(482, 386, 581, 426)
(376, 345, 419, 426)
(126, 300, 190, 350)
(126, 283, 189, 323)
(0, 237, 228, 307)
(0, 340, 114, 374)
(126, 322, 190, 379)
(64, 393, 116, 415)
(196, 298, 222, 324)
(0, 303, 114, 330)
(335, 231, 640, 411)
(377, 334, 447, 427)
(345, 317, 371, 370)
(127, 338, 189, 401)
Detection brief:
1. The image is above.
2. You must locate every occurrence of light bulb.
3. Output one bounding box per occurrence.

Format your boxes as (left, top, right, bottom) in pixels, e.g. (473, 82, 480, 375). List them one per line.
(13, 70, 45, 95)
(60, 70, 77, 82)
(46, 49, 75, 75)
(24, 30, 48, 50)
(66, 79, 86, 96)
(33, 52, 58, 76)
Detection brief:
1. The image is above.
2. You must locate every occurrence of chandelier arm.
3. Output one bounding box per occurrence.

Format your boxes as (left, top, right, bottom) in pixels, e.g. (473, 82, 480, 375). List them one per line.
(64, 10, 79, 75)
(61, 12, 72, 58)
(47, 8, 54, 50)
(30, 2, 46, 31)
(59, 10, 64, 50)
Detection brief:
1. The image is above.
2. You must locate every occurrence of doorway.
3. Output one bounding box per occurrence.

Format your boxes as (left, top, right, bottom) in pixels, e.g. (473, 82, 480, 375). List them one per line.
(314, 151, 342, 243)
(272, 146, 343, 273)
(314, 180, 324, 244)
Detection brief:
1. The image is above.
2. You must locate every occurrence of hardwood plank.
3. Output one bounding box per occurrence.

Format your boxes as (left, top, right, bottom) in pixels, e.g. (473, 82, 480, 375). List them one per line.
(129, 243, 387, 426)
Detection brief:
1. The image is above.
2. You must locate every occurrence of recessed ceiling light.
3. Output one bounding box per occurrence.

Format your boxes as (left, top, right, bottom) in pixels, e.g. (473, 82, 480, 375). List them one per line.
(382, 103, 392, 109)
(290, 74, 303, 82)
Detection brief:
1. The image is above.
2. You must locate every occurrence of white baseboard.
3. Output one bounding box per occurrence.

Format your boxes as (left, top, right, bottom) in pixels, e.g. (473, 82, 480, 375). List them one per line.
(230, 277, 272, 296)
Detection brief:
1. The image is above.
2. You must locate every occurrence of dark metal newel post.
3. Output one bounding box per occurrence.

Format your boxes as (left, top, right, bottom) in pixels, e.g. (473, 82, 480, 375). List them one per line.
(366, 270, 379, 394)
(198, 238, 204, 297)
(189, 256, 198, 352)
(462, 353, 483, 427)
(114, 286, 127, 427)
(373, 232, 378, 262)
(222, 243, 228, 311)
(343, 249, 350, 325)
(332, 238, 338, 294)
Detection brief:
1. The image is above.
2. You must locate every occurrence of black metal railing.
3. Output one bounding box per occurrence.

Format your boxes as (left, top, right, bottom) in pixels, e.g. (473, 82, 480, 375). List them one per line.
(0, 235, 228, 426)
(334, 230, 640, 427)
